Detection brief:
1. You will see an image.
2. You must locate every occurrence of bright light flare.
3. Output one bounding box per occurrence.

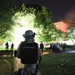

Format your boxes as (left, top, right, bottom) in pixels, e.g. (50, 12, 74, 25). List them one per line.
(12, 13, 39, 48)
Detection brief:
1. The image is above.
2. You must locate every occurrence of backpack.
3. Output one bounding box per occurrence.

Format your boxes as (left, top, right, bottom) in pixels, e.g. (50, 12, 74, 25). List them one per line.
(20, 42, 38, 64)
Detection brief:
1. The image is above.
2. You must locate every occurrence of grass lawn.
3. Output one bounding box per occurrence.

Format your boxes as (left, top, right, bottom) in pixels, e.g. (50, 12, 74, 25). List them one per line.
(0, 46, 13, 50)
(40, 53, 75, 75)
(0, 46, 6, 50)
(0, 50, 75, 75)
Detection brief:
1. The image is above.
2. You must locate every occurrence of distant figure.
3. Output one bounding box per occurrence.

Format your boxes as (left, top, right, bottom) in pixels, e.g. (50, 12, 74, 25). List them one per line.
(52, 43, 60, 53)
(40, 42, 44, 53)
(55, 43, 61, 53)
(11, 43, 14, 50)
(49, 43, 53, 52)
(5, 42, 9, 50)
(62, 43, 66, 51)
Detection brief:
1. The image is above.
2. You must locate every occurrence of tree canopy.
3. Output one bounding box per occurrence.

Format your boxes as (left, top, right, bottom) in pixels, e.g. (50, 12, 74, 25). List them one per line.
(34, 6, 62, 42)
(0, 3, 63, 42)
(0, 0, 15, 41)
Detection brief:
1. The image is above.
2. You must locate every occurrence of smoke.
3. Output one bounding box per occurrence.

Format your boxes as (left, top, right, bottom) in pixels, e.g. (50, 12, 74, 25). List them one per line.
(54, 7, 75, 33)
(54, 21, 69, 33)
(64, 7, 75, 25)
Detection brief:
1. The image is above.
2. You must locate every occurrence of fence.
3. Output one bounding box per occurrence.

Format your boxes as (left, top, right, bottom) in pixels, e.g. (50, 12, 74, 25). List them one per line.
(0, 50, 14, 56)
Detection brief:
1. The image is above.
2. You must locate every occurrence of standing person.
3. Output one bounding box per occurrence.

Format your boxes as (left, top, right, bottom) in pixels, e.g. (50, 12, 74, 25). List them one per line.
(11, 43, 14, 50)
(62, 43, 66, 51)
(55, 43, 61, 53)
(40, 42, 44, 53)
(16, 30, 42, 75)
(49, 43, 52, 52)
(5, 42, 9, 50)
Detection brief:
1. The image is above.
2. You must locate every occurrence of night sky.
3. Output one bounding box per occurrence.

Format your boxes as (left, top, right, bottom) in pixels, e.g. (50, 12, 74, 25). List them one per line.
(14, 0, 75, 22)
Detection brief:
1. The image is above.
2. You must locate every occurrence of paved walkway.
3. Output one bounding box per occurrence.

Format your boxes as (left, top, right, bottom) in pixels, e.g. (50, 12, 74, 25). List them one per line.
(42, 50, 75, 55)
(62, 50, 75, 53)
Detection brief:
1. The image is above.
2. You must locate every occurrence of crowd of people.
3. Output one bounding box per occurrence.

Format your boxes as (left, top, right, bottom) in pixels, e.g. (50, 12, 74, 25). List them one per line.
(39, 42, 67, 53)
(49, 43, 61, 53)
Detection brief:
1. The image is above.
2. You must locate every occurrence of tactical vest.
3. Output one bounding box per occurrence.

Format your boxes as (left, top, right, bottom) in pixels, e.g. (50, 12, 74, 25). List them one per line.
(20, 42, 38, 64)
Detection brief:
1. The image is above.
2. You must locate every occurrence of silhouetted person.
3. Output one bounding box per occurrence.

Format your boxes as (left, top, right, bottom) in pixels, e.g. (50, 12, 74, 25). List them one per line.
(5, 42, 9, 50)
(40, 42, 44, 53)
(11, 43, 14, 50)
(49, 43, 53, 52)
(62, 43, 66, 51)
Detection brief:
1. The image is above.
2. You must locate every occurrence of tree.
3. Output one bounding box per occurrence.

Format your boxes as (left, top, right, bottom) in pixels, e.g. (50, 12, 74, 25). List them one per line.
(0, 0, 17, 42)
(34, 6, 62, 42)
(67, 26, 75, 45)
(0, 0, 15, 36)
(12, 4, 36, 26)
(13, 5, 62, 42)
(14, 5, 63, 42)
(0, 3, 63, 42)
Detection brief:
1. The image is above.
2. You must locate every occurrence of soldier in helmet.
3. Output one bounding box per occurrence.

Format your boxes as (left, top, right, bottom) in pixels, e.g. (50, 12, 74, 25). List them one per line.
(16, 30, 42, 75)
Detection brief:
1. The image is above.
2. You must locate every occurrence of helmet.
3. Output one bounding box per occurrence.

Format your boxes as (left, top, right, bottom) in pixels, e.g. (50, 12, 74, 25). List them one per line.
(23, 30, 36, 38)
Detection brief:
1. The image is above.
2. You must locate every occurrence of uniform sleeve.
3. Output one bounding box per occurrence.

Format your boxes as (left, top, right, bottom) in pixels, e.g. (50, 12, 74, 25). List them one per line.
(16, 44, 21, 58)
(37, 46, 42, 64)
